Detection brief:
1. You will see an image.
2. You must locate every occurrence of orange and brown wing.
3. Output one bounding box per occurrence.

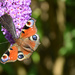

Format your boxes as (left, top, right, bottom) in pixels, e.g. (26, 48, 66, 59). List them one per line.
(17, 49, 32, 61)
(0, 44, 18, 64)
(17, 34, 40, 61)
(23, 34, 40, 51)
(20, 18, 37, 38)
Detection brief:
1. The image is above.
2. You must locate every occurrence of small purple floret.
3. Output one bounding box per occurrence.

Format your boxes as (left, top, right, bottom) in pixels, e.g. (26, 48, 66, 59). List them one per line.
(0, 0, 32, 44)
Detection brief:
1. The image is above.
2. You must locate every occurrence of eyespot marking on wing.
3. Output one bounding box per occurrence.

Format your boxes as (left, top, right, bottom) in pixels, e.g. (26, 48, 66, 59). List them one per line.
(18, 52, 24, 59)
(25, 19, 34, 27)
(18, 49, 32, 61)
(29, 34, 39, 41)
(1, 54, 9, 62)
(32, 35, 37, 40)
(17, 51, 24, 61)
(18, 55, 24, 59)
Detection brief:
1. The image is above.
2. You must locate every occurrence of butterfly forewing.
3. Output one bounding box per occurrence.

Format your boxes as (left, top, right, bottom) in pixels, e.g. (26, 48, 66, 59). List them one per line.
(20, 18, 37, 38)
(0, 13, 17, 39)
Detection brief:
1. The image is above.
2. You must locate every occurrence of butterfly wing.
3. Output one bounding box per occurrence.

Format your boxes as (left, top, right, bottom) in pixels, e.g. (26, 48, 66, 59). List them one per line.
(16, 34, 40, 61)
(17, 48, 32, 61)
(0, 44, 18, 64)
(22, 34, 40, 51)
(20, 18, 37, 38)
(0, 13, 17, 39)
(16, 18, 40, 61)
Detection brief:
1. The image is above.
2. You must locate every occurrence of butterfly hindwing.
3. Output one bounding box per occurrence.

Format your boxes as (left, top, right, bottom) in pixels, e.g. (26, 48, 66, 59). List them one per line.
(16, 34, 40, 61)
(0, 44, 18, 64)
(17, 49, 32, 61)
(24, 34, 40, 51)
(0, 13, 17, 39)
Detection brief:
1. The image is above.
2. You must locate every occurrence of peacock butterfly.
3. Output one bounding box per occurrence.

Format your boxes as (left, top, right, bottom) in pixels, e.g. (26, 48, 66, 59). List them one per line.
(0, 13, 40, 64)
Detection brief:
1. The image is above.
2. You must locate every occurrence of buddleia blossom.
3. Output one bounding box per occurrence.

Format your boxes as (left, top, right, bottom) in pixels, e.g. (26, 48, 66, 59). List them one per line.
(0, 0, 32, 44)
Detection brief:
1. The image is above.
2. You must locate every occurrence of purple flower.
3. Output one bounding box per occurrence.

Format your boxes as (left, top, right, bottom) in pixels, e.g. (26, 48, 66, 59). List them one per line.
(0, 0, 32, 44)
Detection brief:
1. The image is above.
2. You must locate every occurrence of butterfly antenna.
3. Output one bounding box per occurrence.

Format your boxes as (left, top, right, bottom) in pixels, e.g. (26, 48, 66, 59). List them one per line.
(0, 41, 9, 44)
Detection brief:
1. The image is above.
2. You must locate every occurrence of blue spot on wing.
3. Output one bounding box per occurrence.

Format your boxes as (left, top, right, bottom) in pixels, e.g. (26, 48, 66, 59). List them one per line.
(18, 55, 24, 59)
(32, 35, 37, 41)
(1, 56, 8, 62)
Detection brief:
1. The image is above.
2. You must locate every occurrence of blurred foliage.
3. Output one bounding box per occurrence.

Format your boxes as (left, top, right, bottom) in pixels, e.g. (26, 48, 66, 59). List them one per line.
(59, 0, 75, 56)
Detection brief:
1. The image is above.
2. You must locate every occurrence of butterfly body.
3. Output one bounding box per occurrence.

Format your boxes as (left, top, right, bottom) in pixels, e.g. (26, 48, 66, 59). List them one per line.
(0, 14, 40, 64)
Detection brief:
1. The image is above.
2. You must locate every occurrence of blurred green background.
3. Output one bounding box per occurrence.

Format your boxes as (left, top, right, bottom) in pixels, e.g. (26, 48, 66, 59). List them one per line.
(0, 0, 75, 75)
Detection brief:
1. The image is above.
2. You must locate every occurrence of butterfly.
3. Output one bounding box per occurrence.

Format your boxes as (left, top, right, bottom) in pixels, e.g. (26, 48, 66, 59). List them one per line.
(0, 13, 40, 64)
